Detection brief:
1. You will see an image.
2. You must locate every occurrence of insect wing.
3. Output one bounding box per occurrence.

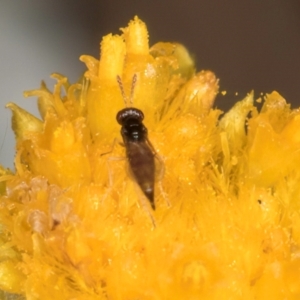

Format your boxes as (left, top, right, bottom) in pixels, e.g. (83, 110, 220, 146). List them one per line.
(146, 138, 165, 182)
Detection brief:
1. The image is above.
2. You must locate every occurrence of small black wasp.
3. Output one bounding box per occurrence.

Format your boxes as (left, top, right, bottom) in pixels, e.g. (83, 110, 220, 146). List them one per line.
(116, 74, 161, 210)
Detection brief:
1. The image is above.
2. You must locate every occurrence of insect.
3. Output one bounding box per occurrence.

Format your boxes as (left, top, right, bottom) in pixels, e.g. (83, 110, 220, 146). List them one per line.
(116, 74, 158, 210)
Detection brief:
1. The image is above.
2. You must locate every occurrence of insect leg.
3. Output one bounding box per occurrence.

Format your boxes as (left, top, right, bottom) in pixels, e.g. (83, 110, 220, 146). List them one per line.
(100, 138, 125, 202)
(157, 180, 171, 207)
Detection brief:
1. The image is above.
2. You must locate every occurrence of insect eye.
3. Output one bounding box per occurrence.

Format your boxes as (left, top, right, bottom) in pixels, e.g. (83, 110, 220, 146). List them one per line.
(116, 111, 124, 125)
(136, 110, 144, 121)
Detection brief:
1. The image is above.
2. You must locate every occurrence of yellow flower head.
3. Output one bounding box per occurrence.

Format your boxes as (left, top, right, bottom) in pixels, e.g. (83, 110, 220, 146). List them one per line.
(1, 16, 300, 299)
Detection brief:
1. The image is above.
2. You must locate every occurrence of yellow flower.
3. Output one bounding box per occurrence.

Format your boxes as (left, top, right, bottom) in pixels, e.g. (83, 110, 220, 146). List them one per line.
(1, 16, 300, 299)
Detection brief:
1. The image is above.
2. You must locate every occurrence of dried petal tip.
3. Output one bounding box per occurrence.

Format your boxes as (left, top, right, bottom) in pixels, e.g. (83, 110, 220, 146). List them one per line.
(6, 102, 43, 142)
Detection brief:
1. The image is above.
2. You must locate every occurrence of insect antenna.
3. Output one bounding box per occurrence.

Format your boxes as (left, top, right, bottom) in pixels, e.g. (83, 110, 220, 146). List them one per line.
(116, 74, 137, 107)
(129, 74, 137, 106)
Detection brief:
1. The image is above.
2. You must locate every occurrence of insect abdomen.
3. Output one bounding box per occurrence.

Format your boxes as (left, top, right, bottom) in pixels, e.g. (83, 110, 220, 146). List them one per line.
(126, 141, 155, 209)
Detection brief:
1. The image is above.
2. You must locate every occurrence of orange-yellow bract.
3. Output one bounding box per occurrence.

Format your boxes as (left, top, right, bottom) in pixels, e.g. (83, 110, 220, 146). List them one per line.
(1, 16, 300, 299)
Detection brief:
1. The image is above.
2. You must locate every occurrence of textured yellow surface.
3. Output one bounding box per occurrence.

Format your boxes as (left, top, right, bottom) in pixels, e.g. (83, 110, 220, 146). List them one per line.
(1, 16, 300, 299)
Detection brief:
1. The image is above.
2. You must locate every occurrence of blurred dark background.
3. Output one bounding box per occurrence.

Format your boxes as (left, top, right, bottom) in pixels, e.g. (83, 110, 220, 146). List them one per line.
(1, 0, 300, 168)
